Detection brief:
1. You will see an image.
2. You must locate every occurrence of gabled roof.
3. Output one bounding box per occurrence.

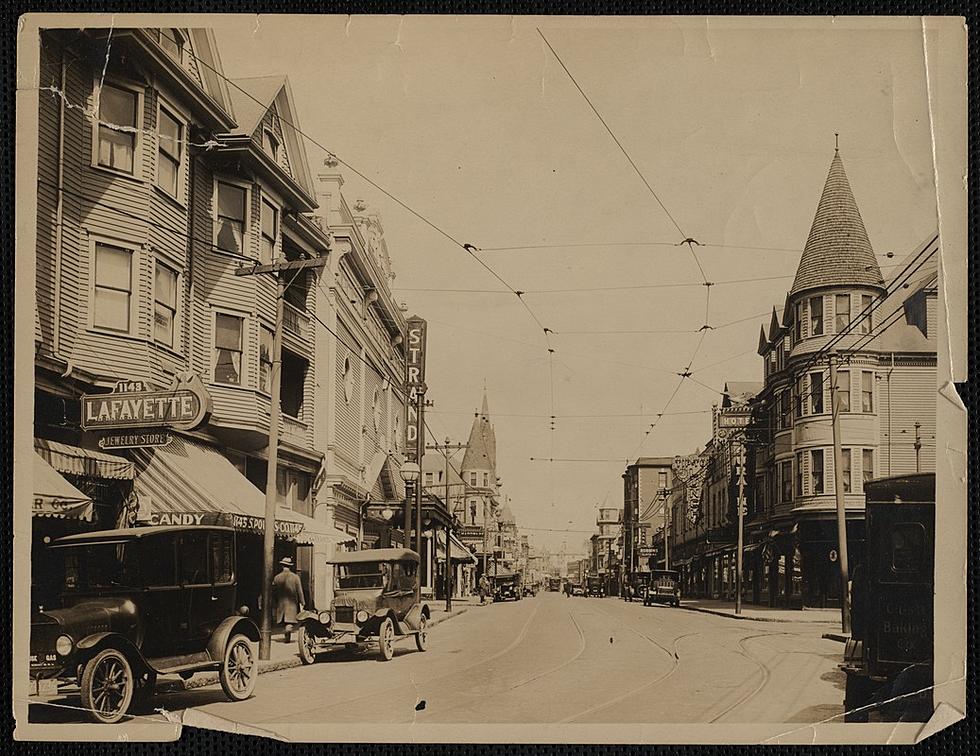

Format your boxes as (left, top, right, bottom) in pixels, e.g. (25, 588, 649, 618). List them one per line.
(757, 325, 769, 356)
(875, 233, 939, 353)
(768, 308, 783, 342)
(790, 151, 886, 297)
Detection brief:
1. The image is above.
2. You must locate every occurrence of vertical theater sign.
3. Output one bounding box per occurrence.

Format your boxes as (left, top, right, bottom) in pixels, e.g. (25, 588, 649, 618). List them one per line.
(404, 317, 428, 464)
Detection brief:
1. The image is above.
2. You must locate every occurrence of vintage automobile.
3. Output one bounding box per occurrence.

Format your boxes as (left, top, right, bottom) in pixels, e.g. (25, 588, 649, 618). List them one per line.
(296, 548, 429, 664)
(643, 570, 681, 606)
(586, 576, 606, 597)
(841, 473, 935, 723)
(29, 525, 259, 723)
(569, 583, 586, 597)
(491, 571, 521, 602)
(522, 581, 537, 597)
(624, 572, 651, 602)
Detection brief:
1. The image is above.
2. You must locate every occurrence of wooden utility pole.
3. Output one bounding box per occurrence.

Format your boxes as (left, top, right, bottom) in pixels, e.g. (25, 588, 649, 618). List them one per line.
(735, 438, 746, 616)
(426, 438, 466, 612)
(661, 488, 670, 570)
(235, 256, 327, 661)
(829, 353, 851, 635)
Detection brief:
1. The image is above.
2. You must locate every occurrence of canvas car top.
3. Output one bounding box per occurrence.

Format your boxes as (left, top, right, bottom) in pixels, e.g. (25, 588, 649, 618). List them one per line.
(50, 524, 235, 546)
(329, 548, 420, 565)
(863, 473, 936, 504)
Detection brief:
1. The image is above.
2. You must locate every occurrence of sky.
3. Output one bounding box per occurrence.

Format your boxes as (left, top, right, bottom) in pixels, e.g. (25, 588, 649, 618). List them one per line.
(214, 16, 939, 554)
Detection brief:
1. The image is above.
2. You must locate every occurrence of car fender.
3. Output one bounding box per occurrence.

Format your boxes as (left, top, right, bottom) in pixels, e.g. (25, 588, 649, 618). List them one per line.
(207, 616, 260, 662)
(400, 603, 430, 633)
(75, 632, 149, 673)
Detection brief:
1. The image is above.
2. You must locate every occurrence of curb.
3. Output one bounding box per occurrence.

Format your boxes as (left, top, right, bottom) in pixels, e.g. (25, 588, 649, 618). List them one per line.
(179, 606, 471, 691)
(676, 603, 837, 624)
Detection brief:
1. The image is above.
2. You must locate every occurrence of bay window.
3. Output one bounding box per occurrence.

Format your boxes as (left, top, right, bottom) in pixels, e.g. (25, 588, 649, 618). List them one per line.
(153, 260, 178, 347)
(214, 313, 244, 385)
(835, 293, 851, 333)
(93, 242, 133, 332)
(810, 449, 824, 494)
(97, 84, 138, 174)
(157, 107, 182, 197)
(215, 181, 247, 255)
(809, 296, 824, 336)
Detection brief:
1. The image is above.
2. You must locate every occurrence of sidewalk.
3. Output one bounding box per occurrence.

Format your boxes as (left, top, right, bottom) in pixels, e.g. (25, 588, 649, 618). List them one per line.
(180, 595, 483, 691)
(677, 598, 841, 624)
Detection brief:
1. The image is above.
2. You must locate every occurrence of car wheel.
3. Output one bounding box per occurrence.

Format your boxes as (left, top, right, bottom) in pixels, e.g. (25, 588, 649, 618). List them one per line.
(415, 614, 429, 652)
(297, 625, 319, 665)
(130, 670, 157, 713)
(378, 617, 395, 661)
(219, 634, 257, 701)
(844, 674, 874, 722)
(80, 648, 134, 724)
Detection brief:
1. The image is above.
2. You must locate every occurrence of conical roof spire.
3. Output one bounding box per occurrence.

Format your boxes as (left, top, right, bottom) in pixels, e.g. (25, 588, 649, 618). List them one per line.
(462, 390, 496, 474)
(790, 149, 885, 297)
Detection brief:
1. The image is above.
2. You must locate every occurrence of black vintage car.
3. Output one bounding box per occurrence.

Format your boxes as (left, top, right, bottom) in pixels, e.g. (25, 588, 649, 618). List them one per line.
(841, 473, 935, 722)
(30, 525, 259, 723)
(644, 570, 681, 606)
(624, 572, 651, 602)
(295, 548, 430, 663)
(491, 571, 521, 601)
(586, 576, 606, 597)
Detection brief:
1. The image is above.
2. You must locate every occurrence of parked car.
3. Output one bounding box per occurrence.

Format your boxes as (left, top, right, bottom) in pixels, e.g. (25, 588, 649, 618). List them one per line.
(522, 582, 537, 597)
(643, 570, 681, 606)
(29, 525, 259, 724)
(570, 584, 586, 597)
(586, 576, 606, 597)
(841, 473, 935, 722)
(624, 572, 651, 602)
(296, 548, 429, 664)
(491, 572, 521, 602)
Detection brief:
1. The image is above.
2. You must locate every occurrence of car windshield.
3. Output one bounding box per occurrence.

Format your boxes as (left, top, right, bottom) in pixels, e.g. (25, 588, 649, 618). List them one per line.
(57, 541, 141, 591)
(337, 562, 386, 590)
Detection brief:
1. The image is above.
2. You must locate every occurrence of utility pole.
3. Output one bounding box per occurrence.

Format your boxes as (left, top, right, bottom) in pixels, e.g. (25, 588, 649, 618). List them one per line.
(735, 438, 746, 616)
(661, 488, 670, 570)
(830, 353, 851, 635)
(235, 256, 328, 661)
(426, 438, 466, 612)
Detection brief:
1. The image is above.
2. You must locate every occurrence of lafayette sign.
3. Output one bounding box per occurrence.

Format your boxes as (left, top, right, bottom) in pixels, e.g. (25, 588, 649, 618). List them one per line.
(81, 373, 212, 432)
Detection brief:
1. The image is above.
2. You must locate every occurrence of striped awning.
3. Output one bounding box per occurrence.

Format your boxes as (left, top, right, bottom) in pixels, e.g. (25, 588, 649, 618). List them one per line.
(130, 436, 353, 546)
(435, 531, 477, 563)
(33, 453, 93, 520)
(35, 439, 134, 480)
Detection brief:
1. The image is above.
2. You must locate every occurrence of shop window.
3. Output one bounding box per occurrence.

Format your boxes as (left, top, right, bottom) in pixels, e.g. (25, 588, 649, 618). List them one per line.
(260, 199, 278, 264)
(862, 449, 874, 490)
(210, 531, 235, 584)
(179, 531, 210, 585)
(809, 296, 824, 336)
(281, 348, 308, 418)
(214, 313, 244, 385)
(809, 371, 824, 414)
(861, 371, 874, 413)
(835, 293, 851, 333)
(93, 242, 134, 333)
(215, 180, 247, 256)
(860, 294, 873, 334)
(97, 83, 138, 174)
(810, 449, 824, 494)
(154, 260, 179, 348)
(836, 370, 850, 412)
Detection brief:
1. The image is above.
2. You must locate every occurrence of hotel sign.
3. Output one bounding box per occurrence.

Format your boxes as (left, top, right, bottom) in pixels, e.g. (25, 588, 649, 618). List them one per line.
(81, 373, 212, 433)
(717, 408, 752, 429)
(404, 317, 427, 462)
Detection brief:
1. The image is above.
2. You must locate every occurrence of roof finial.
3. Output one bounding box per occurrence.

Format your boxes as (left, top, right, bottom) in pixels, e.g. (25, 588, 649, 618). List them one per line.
(834, 132, 839, 153)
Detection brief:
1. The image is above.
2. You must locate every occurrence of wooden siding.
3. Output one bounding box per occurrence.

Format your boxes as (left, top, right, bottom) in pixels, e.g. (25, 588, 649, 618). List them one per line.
(878, 363, 937, 475)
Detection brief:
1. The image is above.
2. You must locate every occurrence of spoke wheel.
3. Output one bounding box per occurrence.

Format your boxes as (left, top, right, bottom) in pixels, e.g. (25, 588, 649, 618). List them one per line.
(219, 634, 257, 701)
(414, 614, 429, 652)
(378, 617, 395, 661)
(80, 648, 134, 724)
(297, 625, 318, 665)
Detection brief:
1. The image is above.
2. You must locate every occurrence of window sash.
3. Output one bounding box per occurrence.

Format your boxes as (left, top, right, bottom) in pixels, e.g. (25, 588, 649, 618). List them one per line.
(97, 85, 137, 173)
(841, 448, 852, 493)
(796, 453, 804, 496)
(261, 200, 278, 263)
(215, 182, 247, 255)
(860, 295, 873, 334)
(809, 296, 824, 336)
(836, 370, 850, 412)
(810, 372, 824, 414)
(259, 326, 274, 393)
(781, 461, 793, 502)
(214, 314, 244, 385)
(835, 294, 851, 333)
(861, 371, 874, 412)
(153, 262, 178, 346)
(862, 449, 874, 489)
(810, 450, 824, 494)
(94, 244, 132, 332)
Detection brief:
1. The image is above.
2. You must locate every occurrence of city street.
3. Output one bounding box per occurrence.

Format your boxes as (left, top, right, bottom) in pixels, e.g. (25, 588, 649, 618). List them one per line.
(30, 592, 846, 726)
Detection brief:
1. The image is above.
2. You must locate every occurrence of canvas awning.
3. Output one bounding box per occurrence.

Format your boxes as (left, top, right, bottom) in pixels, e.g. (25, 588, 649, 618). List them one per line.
(33, 453, 93, 521)
(35, 439, 134, 480)
(130, 436, 354, 546)
(435, 530, 477, 564)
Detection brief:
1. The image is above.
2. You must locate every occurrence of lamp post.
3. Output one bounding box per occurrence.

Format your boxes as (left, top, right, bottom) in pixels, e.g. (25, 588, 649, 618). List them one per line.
(399, 461, 420, 553)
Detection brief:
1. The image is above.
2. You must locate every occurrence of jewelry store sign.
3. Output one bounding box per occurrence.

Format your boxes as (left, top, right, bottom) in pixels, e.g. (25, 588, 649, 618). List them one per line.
(81, 373, 212, 437)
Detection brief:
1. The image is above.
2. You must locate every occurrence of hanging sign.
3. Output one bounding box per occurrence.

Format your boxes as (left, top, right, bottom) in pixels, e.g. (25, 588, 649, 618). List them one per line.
(404, 317, 428, 462)
(81, 373, 212, 432)
(99, 430, 171, 450)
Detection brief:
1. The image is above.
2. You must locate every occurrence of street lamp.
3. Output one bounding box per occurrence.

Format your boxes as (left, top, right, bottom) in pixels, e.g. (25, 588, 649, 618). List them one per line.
(399, 462, 420, 550)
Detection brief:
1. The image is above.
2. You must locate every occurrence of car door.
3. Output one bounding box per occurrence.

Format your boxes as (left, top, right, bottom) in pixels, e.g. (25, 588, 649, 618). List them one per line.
(138, 535, 180, 659)
(176, 530, 214, 651)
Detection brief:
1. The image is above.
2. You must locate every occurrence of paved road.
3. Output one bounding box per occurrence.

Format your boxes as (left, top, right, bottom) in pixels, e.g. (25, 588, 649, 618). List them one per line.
(29, 592, 845, 725)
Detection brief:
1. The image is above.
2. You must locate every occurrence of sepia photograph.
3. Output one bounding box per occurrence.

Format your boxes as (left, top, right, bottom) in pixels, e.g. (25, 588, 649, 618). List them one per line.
(12, 13, 967, 744)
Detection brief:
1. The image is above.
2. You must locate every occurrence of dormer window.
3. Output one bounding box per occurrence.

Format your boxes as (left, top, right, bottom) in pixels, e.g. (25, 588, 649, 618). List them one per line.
(263, 129, 280, 162)
(159, 29, 184, 62)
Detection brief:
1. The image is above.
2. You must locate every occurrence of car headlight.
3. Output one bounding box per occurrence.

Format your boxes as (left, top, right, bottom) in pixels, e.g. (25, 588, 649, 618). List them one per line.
(355, 610, 369, 624)
(318, 611, 332, 625)
(55, 635, 73, 656)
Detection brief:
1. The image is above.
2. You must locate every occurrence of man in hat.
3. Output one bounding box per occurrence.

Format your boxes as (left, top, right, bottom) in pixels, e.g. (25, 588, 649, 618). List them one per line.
(272, 556, 305, 643)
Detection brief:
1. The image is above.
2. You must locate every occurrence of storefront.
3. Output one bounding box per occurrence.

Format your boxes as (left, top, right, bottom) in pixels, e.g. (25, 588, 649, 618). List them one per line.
(796, 516, 865, 608)
(435, 530, 477, 599)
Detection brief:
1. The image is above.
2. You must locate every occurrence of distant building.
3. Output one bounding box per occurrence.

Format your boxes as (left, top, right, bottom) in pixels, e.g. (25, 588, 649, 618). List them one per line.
(622, 457, 673, 578)
(459, 391, 500, 579)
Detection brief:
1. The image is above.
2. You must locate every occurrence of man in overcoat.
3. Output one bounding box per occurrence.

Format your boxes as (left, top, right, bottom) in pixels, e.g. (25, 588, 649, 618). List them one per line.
(272, 557, 305, 643)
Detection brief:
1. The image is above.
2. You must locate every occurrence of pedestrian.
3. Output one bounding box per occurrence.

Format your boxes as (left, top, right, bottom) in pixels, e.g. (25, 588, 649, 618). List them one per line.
(272, 557, 305, 643)
(478, 574, 487, 604)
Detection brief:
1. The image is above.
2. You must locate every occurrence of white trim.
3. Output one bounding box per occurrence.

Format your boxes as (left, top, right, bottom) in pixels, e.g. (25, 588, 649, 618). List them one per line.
(152, 255, 183, 353)
(209, 305, 249, 387)
(212, 176, 252, 258)
(90, 77, 145, 181)
(154, 94, 189, 205)
(87, 234, 141, 337)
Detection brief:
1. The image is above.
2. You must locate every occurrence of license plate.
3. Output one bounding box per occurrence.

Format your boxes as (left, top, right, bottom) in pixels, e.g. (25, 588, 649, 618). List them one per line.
(32, 678, 60, 698)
